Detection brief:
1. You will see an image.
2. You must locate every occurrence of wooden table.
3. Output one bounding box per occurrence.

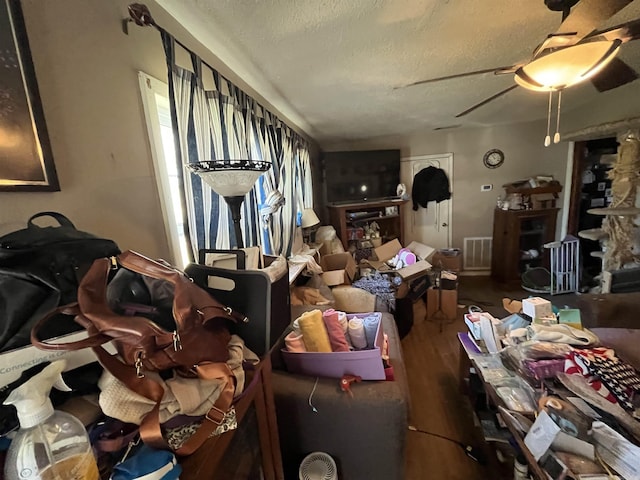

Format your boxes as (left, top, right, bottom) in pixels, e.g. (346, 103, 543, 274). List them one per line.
(458, 333, 547, 480)
(180, 354, 284, 479)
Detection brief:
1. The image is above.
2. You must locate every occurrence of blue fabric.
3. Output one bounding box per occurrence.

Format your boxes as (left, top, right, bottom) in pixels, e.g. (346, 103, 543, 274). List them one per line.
(363, 315, 379, 349)
(110, 445, 181, 480)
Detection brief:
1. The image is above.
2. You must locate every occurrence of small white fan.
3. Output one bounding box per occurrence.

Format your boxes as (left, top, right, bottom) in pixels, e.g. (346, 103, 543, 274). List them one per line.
(299, 452, 338, 480)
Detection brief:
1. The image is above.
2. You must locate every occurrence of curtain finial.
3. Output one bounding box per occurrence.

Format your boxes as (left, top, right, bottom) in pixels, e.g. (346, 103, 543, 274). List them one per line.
(128, 3, 156, 27)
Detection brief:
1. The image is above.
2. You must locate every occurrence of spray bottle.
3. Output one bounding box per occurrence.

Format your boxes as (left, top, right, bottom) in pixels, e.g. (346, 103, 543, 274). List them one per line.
(3, 360, 99, 480)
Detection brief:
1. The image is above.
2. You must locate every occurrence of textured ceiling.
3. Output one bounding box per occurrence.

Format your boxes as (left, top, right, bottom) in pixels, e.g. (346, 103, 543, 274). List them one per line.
(157, 0, 640, 147)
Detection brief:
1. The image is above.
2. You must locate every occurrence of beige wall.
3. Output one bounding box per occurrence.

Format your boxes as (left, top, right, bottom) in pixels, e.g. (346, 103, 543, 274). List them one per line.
(0, 0, 579, 257)
(324, 120, 571, 249)
(0, 0, 316, 259)
(562, 81, 640, 138)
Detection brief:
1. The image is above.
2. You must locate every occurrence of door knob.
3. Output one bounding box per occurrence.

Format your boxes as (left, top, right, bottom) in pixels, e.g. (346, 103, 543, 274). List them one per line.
(442, 222, 448, 227)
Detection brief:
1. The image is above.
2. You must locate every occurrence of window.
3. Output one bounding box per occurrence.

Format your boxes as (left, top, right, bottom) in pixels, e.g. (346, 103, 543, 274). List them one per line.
(138, 72, 190, 267)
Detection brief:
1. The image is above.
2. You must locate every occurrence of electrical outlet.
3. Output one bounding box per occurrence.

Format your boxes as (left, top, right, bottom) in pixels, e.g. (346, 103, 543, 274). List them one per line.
(481, 184, 493, 192)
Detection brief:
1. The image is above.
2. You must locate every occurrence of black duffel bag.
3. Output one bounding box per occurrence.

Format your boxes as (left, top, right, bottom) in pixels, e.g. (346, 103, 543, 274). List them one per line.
(0, 212, 120, 352)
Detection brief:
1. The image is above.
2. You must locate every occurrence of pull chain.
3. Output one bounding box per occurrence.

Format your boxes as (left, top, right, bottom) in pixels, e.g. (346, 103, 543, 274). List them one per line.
(553, 90, 562, 144)
(544, 91, 553, 147)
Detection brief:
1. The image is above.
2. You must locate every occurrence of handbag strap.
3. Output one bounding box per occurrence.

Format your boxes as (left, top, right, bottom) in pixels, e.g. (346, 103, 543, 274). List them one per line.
(30, 303, 171, 351)
(77, 252, 246, 336)
(31, 251, 247, 350)
(30, 303, 115, 351)
(119, 250, 247, 324)
(91, 345, 236, 456)
(171, 362, 235, 456)
(27, 211, 76, 229)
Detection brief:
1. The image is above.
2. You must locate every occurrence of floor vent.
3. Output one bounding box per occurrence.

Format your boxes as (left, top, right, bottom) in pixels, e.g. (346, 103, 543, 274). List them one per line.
(463, 237, 492, 271)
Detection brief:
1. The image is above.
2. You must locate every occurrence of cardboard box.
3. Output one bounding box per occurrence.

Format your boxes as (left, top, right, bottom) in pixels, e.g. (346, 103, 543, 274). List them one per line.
(431, 249, 462, 272)
(465, 313, 483, 340)
(522, 297, 553, 319)
(0, 332, 116, 388)
(426, 287, 458, 321)
(365, 239, 432, 281)
(558, 309, 582, 330)
(321, 252, 357, 286)
(406, 241, 435, 261)
(465, 312, 501, 342)
(531, 193, 557, 210)
(281, 312, 385, 380)
(407, 274, 430, 302)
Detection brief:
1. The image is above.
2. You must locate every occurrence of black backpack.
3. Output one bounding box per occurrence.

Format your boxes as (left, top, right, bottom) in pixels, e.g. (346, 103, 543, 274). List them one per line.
(0, 212, 120, 352)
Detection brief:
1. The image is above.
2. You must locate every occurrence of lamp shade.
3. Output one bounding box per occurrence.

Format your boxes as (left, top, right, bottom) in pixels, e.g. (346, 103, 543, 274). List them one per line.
(514, 40, 621, 92)
(186, 160, 271, 197)
(301, 208, 320, 228)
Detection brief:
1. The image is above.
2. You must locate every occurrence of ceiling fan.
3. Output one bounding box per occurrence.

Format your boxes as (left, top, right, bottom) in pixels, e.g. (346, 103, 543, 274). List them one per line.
(402, 0, 640, 118)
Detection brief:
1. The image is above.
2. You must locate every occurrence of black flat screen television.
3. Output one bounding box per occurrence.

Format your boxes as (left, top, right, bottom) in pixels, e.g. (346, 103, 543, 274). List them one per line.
(322, 149, 401, 204)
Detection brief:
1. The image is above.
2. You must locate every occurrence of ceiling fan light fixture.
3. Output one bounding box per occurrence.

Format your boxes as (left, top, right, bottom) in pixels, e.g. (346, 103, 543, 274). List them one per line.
(514, 39, 622, 92)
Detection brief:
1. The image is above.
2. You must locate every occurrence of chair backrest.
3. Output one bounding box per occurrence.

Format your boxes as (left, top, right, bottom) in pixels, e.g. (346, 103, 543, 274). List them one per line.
(185, 257, 290, 357)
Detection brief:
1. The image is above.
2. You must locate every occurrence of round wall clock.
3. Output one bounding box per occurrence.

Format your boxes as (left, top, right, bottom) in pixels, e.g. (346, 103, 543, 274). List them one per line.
(483, 149, 504, 169)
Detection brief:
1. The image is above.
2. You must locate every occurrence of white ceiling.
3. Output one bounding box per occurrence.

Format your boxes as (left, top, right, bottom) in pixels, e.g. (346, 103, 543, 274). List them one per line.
(157, 0, 640, 147)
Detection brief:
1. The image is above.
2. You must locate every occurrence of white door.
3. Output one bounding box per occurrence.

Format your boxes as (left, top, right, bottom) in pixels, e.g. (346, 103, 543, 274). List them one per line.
(401, 154, 453, 249)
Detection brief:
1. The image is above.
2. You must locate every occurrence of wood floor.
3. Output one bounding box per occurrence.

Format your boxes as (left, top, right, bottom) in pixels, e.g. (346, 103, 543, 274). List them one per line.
(402, 276, 526, 479)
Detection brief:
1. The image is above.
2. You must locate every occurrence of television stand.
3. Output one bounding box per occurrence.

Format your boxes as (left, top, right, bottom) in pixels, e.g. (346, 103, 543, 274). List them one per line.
(327, 198, 408, 250)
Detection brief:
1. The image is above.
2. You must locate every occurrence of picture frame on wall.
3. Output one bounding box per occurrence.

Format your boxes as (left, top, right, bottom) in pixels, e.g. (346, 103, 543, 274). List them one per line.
(0, 0, 59, 192)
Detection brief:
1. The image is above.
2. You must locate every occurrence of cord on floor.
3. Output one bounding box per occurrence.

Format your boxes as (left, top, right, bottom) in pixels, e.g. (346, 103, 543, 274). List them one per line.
(408, 425, 486, 465)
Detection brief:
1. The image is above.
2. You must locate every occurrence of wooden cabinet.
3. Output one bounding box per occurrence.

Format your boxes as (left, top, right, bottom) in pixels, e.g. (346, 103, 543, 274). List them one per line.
(327, 199, 407, 250)
(491, 208, 559, 284)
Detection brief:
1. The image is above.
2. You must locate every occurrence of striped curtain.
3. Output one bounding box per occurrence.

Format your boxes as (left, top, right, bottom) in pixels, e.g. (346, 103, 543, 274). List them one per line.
(161, 32, 311, 258)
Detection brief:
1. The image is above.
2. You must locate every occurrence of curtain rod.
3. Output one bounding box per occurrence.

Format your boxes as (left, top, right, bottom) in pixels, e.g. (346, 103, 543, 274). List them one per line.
(123, 3, 226, 83)
(123, 3, 308, 146)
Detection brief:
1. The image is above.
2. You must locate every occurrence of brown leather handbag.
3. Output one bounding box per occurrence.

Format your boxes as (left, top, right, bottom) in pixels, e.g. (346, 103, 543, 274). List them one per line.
(31, 250, 248, 455)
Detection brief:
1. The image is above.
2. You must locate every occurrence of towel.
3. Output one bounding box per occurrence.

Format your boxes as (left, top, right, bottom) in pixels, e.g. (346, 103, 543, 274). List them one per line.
(322, 310, 350, 352)
(528, 324, 599, 346)
(337, 311, 349, 334)
(348, 317, 367, 350)
(363, 315, 379, 349)
(291, 318, 301, 335)
(284, 331, 307, 352)
(298, 310, 332, 352)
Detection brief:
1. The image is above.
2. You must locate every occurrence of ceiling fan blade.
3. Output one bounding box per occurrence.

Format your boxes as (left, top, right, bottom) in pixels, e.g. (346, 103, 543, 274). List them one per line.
(455, 85, 519, 118)
(591, 57, 640, 91)
(399, 65, 520, 89)
(587, 17, 640, 43)
(538, 0, 635, 52)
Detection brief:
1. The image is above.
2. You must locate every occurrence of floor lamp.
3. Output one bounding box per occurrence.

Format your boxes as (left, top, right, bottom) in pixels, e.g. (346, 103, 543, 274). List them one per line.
(187, 160, 271, 248)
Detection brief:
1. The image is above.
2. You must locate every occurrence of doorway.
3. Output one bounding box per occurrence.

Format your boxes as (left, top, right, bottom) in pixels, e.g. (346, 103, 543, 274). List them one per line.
(401, 154, 453, 249)
(566, 137, 618, 290)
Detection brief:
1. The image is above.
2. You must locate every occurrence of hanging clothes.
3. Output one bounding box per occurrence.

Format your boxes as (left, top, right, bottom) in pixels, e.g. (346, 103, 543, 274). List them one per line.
(411, 166, 451, 211)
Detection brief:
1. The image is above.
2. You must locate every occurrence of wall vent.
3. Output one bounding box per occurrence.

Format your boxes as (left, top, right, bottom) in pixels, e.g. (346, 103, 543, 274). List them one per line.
(463, 237, 492, 271)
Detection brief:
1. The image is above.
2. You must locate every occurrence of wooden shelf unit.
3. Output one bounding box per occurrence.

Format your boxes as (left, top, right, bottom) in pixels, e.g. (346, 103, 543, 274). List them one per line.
(491, 208, 559, 285)
(327, 199, 407, 250)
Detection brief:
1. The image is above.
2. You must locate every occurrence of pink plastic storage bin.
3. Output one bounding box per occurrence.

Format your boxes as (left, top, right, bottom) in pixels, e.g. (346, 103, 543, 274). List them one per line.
(281, 312, 385, 380)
